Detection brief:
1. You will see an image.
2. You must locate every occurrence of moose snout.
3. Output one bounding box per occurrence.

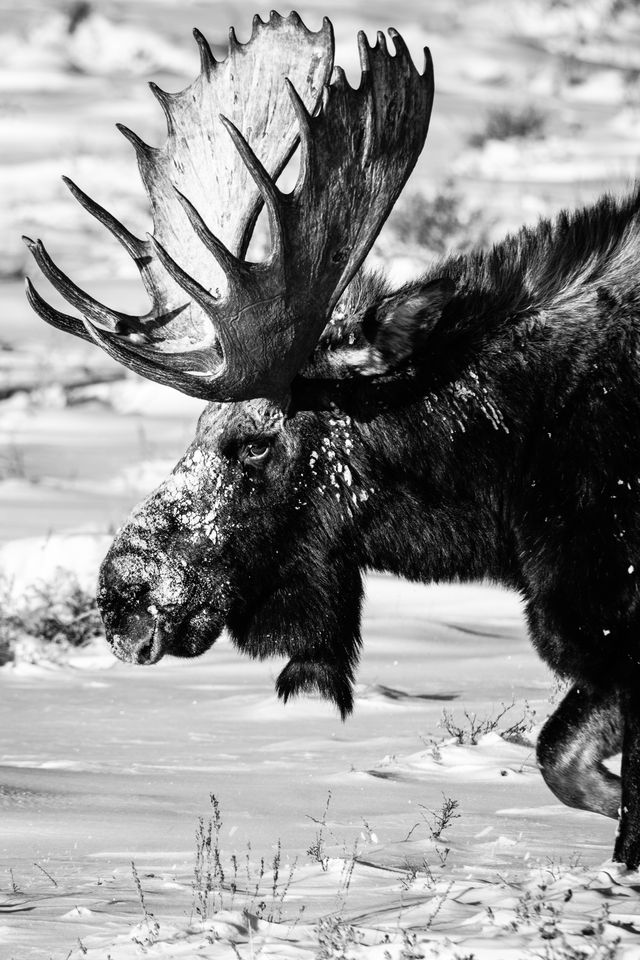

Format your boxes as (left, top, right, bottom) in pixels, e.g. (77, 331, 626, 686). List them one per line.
(111, 607, 166, 665)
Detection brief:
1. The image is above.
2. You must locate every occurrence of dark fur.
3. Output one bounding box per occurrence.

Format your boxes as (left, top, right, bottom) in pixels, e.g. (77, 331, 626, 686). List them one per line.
(101, 187, 640, 865)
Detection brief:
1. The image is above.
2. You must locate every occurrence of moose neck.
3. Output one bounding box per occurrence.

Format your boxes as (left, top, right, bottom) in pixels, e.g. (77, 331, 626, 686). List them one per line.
(326, 187, 640, 592)
(350, 377, 522, 589)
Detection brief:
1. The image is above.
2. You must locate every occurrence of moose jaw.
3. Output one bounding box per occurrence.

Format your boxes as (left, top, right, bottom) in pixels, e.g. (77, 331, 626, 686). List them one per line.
(24, 11, 640, 869)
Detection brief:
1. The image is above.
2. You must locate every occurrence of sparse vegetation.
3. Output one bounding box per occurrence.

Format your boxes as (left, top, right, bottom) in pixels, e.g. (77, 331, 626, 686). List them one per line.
(398, 928, 431, 960)
(439, 699, 536, 745)
(315, 914, 360, 960)
(400, 856, 437, 891)
(33, 862, 57, 887)
(506, 886, 621, 959)
(0, 628, 13, 667)
(306, 790, 333, 871)
(193, 793, 225, 919)
(0, 441, 28, 481)
(426, 795, 461, 841)
(388, 180, 492, 255)
(405, 794, 461, 845)
(131, 860, 160, 946)
(468, 105, 547, 148)
(401, 795, 460, 888)
(0, 571, 102, 665)
(191, 794, 299, 925)
(6, 791, 626, 958)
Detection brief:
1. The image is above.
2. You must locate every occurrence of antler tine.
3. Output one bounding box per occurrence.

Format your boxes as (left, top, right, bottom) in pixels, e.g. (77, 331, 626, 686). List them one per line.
(218, 116, 285, 266)
(25, 277, 93, 343)
(62, 177, 143, 259)
(251, 13, 266, 38)
(147, 235, 219, 314)
(357, 31, 372, 72)
(115, 123, 157, 162)
(172, 187, 246, 281)
(375, 30, 388, 53)
(387, 27, 410, 60)
(22, 236, 136, 332)
(149, 82, 176, 137)
(277, 25, 434, 325)
(284, 79, 314, 193)
(81, 320, 219, 398)
(192, 27, 216, 76)
(228, 26, 240, 54)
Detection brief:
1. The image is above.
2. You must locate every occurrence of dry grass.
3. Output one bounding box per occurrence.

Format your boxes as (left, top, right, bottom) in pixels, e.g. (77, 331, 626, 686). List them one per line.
(439, 699, 536, 746)
(387, 181, 493, 257)
(468, 105, 547, 148)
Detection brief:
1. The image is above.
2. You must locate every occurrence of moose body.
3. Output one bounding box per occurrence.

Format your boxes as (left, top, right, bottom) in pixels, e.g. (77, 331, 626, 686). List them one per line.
(24, 12, 640, 867)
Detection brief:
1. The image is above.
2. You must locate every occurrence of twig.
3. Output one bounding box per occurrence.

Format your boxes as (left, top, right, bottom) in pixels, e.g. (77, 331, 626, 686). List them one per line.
(33, 862, 57, 887)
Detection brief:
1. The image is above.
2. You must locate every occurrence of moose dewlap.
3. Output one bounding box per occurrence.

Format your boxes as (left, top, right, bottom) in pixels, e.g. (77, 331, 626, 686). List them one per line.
(24, 11, 640, 870)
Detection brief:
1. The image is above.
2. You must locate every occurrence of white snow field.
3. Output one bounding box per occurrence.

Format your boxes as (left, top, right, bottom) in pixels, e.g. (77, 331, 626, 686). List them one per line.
(2, 0, 640, 956)
(0, 551, 632, 959)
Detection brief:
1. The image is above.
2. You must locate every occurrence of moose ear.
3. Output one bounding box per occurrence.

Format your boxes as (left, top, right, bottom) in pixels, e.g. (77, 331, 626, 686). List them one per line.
(360, 276, 456, 374)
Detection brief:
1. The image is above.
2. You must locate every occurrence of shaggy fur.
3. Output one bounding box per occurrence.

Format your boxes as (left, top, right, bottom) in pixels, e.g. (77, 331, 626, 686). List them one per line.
(100, 186, 640, 866)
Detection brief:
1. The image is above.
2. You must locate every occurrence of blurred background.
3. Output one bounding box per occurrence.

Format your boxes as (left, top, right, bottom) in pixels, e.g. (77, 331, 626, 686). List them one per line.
(2, 0, 640, 546)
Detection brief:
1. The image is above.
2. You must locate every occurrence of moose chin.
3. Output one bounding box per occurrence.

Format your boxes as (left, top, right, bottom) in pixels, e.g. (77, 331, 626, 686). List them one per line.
(24, 11, 640, 868)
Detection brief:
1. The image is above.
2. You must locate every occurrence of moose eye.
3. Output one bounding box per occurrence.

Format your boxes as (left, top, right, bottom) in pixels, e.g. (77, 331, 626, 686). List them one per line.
(242, 440, 272, 467)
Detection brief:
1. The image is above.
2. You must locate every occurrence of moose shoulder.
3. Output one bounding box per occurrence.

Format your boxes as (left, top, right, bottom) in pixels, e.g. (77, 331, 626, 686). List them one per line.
(23, 12, 640, 868)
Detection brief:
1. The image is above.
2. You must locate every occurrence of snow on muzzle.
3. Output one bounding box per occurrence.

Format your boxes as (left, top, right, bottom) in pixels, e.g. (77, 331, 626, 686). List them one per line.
(98, 547, 191, 664)
(98, 444, 239, 664)
(98, 544, 230, 664)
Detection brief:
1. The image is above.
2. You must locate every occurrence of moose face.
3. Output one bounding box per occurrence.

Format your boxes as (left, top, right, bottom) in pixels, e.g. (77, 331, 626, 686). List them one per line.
(98, 398, 288, 664)
(98, 395, 369, 716)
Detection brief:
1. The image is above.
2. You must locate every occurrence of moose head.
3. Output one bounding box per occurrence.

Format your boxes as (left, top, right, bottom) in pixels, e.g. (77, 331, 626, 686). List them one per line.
(24, 12, 442, 718)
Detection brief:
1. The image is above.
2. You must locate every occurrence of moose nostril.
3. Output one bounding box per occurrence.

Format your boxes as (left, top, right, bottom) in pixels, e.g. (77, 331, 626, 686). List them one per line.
(123, 612, 163, 665)
(132, 636, 155, 665)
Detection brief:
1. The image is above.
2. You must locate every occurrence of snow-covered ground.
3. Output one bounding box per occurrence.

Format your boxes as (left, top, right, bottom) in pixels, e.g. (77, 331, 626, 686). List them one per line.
(2, 0, 640, 956)
(0, 546, 629, 959)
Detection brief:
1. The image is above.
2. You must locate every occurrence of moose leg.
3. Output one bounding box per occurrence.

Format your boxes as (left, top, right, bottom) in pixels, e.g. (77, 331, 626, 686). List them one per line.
(536, 683, 621, 818)
(613, 688, 640, 868)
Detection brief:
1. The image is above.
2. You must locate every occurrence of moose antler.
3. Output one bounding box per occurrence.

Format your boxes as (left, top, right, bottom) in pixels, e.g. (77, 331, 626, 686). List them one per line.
(25, 14, 434, 402)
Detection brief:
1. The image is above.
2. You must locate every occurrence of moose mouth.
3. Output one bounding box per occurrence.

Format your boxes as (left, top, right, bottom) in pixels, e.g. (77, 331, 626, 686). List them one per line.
(107, 603, 225, 665)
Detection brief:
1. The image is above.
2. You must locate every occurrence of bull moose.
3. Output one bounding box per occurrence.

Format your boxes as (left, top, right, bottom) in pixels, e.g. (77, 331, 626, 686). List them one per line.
(23, 12, 640, 867)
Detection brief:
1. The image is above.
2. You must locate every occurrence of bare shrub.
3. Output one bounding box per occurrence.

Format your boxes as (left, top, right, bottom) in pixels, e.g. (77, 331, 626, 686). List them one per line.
(0, 621, 15, 667)
(28, 575, 102, 648)
(468, 105, 546, 148)
(0, 442, 28, 481)
(306, 790, 332, 871)
(193, 793, 225, 919)
(315, 914, 360, 960)
(387, 181, 492, 256)
(427, 796, 461, 841)
(440, 700, 536, 745)
(131, 860, 160, 946)
(0, 571, 102, 663)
